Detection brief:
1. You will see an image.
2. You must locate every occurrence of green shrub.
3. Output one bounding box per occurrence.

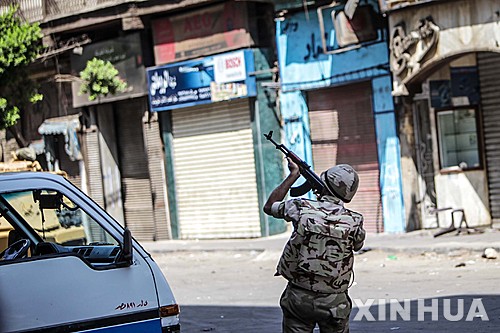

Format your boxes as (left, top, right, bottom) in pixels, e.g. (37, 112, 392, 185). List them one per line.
(79, 58, 127, 101)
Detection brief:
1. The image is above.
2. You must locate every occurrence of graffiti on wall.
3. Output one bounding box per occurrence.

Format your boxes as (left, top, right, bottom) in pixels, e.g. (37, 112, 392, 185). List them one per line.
(280, 19, 325, 62)
(304, 33, 324, 61)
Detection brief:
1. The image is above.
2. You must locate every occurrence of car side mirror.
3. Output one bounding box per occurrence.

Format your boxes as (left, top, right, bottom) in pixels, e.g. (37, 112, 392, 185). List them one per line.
(117, 228, 133, 267)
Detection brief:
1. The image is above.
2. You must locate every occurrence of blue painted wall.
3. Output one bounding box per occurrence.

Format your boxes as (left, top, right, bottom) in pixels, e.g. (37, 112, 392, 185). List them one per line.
(275, 2, 406, 232)
(372, 76, 406, 232)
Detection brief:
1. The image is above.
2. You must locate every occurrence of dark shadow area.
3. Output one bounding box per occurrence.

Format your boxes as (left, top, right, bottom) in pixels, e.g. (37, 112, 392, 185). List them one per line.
(179, 305, 282, 332)
(179, 295, 499, 332)
(0, 308, 4, 333)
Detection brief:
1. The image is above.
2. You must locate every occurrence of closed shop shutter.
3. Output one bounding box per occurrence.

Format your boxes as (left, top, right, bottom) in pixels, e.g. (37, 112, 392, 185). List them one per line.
(97, 104, 125, 226)
(171, 99, 261, 239)
(308, 81, 382, 233)
(116, 98, 156, 241)
(478, 52, 500, 224)
(82, 129, 105, 240)
(84, 130, 104, 208)
(143, 113, 172, 240)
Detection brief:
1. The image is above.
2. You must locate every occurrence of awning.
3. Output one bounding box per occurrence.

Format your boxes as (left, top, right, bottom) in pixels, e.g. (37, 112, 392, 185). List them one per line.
(38, 114, 80, 135)
(38, 114, 82, 161)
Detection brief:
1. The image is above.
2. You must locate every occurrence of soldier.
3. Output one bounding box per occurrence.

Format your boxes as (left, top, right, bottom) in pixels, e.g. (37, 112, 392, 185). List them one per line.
(263, 158, 365, 333)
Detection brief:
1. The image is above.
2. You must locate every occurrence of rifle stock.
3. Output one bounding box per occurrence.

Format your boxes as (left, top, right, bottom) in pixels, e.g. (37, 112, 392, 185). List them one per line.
(264, 131, 326, 197)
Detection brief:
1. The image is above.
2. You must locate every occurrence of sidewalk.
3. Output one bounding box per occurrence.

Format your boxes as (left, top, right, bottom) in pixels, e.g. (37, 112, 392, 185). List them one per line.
(363, 226, 500, 254)
(142, 226, 500, 255)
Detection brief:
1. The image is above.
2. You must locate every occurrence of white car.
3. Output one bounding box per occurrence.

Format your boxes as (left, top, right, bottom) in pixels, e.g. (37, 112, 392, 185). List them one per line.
(0, 172, 180, 332)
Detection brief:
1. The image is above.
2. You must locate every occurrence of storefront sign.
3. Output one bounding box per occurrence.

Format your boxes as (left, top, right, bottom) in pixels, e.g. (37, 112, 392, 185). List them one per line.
(429, 66, 479, 109)
(71, 33, 146, 108)
(450, 66, 480, 106)
(318, 3, 381, 55)
(214, 51, 247, 83)
(333, 5, 378, 48)
(152, 2, 252, 64)
(147, 50, 256, 111)
(430, 80, 451, 109)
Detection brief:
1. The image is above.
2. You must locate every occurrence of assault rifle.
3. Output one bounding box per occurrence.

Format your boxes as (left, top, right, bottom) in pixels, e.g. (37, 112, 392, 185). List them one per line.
(264, 130, 326, 197)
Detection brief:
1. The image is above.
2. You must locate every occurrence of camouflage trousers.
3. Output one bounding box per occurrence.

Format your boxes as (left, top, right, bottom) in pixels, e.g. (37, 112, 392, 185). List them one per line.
(280, 283, 351, 333)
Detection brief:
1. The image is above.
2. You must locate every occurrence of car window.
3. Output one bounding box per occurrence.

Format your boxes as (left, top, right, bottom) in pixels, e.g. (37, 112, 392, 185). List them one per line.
(0, 217, 15, 254)
(1, 189, 121, 267)
(3, 190, 118, 247)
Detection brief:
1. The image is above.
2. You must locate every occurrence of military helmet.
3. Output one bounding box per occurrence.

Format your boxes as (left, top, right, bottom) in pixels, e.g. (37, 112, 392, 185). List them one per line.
(320, 164, 359, 203)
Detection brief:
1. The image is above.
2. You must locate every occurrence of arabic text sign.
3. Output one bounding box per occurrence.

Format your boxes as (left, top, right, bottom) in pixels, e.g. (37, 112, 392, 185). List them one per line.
(147, 50, 256, 111)
(152, 2, 252, 64)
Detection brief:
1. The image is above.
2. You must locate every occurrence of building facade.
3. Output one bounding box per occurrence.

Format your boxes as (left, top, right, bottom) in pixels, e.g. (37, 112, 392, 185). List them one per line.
(146, 1, 285, 239)
(273, 0, 406, 233)
(4, 0, 285, 240)
(384, 0, 500, 229)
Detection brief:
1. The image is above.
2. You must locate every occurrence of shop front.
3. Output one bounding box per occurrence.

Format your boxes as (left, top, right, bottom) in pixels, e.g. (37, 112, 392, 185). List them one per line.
(389, 0, 500, 229)
(275, 0, 406, 233)
(147, 1, 284, 239)
(71, 32, 171, 241)
(147, 49, 284, 239)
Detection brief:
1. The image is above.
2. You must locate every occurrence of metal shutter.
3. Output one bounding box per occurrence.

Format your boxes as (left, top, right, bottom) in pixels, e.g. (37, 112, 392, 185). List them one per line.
(172, 99, 261, 239)
(84, 129, 104, 208)
(143, 113, 172, 240)
(82, 128, 105, 240)
(308, 81, 383, 233)
(478, 52, 500, 224)
(97, 104, 125, 226)
(116, 98, 156, 241)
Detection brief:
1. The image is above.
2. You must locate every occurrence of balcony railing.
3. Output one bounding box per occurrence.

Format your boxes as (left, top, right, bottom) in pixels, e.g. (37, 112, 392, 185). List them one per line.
(2, 0, 461, 22)
(0, 0, 148, 23)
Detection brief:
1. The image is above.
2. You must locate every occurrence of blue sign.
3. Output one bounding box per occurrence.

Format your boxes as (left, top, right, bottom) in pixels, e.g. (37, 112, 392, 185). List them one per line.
(147, 49, 256, 111)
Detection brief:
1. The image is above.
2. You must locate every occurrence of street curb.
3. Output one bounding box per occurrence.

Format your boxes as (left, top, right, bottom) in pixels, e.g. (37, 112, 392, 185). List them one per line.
(142, 228, 500, 257)
(143, 244, 500, 256)
(359, 246, 500, 255)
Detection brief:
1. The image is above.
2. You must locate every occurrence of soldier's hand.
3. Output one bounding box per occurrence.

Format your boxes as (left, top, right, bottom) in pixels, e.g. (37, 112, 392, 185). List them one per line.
(286, 158, 300, 177)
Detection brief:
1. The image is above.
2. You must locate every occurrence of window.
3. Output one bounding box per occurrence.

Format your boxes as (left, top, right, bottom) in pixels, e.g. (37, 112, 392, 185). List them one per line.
(436, 108, 480, 170)
(2, 190, 118, 247)
(1, 189, 120, 267)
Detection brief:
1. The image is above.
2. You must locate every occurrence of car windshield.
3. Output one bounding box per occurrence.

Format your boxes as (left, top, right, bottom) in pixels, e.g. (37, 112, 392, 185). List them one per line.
(0, 189, 118, 247)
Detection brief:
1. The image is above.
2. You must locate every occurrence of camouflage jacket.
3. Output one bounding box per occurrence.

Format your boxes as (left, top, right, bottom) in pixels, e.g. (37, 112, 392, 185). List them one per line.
(270, 195, 365, 293)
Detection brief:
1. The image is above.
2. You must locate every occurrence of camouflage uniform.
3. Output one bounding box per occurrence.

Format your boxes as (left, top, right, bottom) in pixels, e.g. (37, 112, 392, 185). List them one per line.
(270, 194, 365, 333)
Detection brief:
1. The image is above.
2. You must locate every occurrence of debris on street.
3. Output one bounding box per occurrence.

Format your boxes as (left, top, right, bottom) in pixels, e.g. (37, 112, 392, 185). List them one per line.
(483, 248, 498, 259)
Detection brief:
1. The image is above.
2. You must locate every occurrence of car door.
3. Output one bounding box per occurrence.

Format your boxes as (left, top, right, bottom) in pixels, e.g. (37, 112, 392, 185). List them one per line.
(0, 175, 163, 333)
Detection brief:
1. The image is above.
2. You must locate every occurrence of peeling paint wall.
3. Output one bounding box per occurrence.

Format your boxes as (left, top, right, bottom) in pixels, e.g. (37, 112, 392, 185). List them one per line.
(275, 1, 406, 232)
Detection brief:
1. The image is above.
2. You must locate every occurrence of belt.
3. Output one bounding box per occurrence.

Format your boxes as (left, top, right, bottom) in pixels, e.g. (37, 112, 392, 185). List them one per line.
(287, 282, 346, 296)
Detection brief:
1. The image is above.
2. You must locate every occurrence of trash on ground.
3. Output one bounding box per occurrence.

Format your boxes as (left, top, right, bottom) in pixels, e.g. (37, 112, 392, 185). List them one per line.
(483, 247, 498, 259)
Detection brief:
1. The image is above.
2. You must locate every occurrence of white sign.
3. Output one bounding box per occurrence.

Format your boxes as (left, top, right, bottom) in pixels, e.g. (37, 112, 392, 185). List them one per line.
(214, 50, 247, 84)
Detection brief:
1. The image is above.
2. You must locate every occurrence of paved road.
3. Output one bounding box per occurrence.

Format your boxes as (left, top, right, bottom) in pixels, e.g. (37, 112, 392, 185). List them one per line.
(153, 248, 500, 332)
